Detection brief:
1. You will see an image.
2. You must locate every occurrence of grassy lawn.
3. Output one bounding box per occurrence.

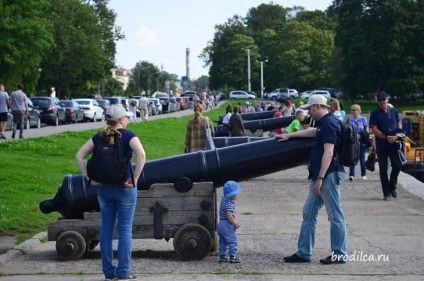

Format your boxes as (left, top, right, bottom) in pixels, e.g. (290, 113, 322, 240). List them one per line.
(0, 98, 422, 243)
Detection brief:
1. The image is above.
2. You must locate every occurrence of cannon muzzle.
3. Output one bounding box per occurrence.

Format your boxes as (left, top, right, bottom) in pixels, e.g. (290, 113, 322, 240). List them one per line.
(214, 116, 295, 137)
(219, 111, 275, 124)
(41, 137, 313, 219)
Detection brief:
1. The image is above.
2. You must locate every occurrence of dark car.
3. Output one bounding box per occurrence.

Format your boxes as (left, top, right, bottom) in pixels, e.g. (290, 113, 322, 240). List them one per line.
(60, 100, 85, 123)
(6, 97, 41, 130)
(159, 97, 171, 113)
(30, 97, 66, 126)
(96, 99, 111, 113)
(181, 91, 197, 101)
(103, 97, 125, 107)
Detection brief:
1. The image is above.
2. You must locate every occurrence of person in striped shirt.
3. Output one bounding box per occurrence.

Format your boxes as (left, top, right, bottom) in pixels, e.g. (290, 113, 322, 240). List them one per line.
(217, 181, 241, 263)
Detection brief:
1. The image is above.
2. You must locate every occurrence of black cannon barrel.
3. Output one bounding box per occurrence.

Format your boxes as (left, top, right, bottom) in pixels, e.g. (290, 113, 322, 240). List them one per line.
(219, 111, 276, 124)
(240, 111, 275, 121)
(214, 115, 295, 137)
(213, 136, 265, 148)
(40, 137, 313, 219)
(39, 174, 99, 219)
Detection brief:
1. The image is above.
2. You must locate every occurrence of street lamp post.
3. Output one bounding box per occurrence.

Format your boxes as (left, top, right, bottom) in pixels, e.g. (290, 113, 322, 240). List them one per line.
(259, 60, 268, 98)
(247, 49, 251, 92)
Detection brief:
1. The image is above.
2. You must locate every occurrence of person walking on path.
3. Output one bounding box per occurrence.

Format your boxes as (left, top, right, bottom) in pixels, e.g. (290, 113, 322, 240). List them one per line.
(348, 104, 370, 181)
(127, 96, 138, 122)
(276, 94, 347, 264)
(217, 181, 242, 263)
(0, 84, 10, 139)
(369, 91, 402, 201)
(229, 106, 245, 137)
(9, 83, 28, 139)
(138, 95, 149, 122)
(184, 104, 215, 153)
(76, 104, 146, 280)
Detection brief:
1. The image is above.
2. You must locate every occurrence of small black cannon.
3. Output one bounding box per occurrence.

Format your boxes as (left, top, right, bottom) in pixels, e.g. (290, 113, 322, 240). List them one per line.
(214, 115, 295, 137)
(40, 137, 313, 261)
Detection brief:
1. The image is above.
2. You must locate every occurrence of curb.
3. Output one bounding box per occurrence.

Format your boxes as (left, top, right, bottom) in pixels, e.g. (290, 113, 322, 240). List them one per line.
(0, 232, 46, 266)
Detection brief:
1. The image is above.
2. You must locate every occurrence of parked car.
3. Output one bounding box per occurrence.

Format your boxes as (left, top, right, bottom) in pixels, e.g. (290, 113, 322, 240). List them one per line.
(229, 90, 256, 100)
(173, 97, 187, 110)
(74, 98, 104, 122)
(317, 87, 341, 99)
(30, 96, 66, 126)
(308, 90, 332, 99)
(181, 91, 197, 101)
(96, 99, 111, 113)
(148, 98, 162, 115)
(6, 97, 41, 130)
(60, 100, 85, 123)
(103, 97, 126, 107)
(169, 97, 180, 112)
(300, 91, 313, 99)
(159, 97, 174, 114)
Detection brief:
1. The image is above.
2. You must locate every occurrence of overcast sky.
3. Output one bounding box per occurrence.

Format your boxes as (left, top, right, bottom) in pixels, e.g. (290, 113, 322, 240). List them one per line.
(108, 0, 334, 79)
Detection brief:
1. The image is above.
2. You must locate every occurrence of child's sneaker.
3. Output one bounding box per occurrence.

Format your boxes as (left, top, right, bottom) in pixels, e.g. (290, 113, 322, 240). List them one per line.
(219, 255, 229, 262)
(230, 256, 241, 263)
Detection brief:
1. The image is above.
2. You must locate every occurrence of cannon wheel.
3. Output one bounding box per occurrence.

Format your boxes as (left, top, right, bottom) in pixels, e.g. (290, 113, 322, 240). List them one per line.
(174, 177, 192, 193)
(173, 223, 212, 260)
(56, 231, 87, 260)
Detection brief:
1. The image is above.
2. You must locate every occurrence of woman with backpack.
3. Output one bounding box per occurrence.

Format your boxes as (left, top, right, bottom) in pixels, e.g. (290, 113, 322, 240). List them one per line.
(76, 104, 146, 281)
(348, 104, 370, 181)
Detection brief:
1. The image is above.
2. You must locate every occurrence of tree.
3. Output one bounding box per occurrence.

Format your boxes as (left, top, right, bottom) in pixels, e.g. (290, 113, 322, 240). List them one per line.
(37, 0, 121, 98)
(0, 1, 53, 94)
(335, 0, 424, 100)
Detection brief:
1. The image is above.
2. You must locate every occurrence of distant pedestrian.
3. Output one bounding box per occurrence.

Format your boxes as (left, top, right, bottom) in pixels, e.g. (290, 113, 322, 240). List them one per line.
(184, 104, 215, 152)
(9, 84, 28, 139)
(128, 95, 138, 122)
(229, 106, 245, 137)
(138, 95, 149, 122)
(0, 84, 10, 139)
(369, 92, 402, 201)
(217, 180, 241, 263)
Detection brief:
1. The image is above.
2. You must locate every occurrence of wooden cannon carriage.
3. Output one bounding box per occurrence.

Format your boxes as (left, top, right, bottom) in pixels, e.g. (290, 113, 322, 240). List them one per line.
(47, 181, 216, 261)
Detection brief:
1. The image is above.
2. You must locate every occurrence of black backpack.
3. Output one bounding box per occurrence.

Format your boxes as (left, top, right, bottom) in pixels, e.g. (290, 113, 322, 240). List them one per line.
(335, 118, 360, 167)
(87, 133, 130, 184)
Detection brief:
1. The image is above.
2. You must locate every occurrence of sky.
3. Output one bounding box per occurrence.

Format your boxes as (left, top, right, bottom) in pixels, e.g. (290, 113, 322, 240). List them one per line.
(108, 1, 334, 80)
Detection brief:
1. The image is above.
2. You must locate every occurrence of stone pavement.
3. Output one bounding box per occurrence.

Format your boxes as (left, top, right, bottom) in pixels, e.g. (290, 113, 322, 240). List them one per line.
(0, 162, 423, 281)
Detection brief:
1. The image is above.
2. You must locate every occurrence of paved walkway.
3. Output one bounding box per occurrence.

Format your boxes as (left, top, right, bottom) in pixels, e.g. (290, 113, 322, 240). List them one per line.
(1, 163, 423, 280)
(1, 101, 423, 280)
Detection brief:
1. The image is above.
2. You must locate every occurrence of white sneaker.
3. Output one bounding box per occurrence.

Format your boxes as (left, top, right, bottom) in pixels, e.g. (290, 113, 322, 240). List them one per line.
(349, 176, 354, 181)
(362, 176, 367, 180)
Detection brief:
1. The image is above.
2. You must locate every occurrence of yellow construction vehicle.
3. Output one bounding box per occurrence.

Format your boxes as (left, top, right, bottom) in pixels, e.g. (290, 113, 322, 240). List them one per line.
(402, 111, 424, 182)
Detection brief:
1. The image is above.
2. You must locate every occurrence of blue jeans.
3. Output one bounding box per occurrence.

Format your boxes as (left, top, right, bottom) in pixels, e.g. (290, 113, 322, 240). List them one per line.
(296, 172, 347, 260)
(97, 185, 137, 279)
(376, 146, 401, 197)
(349, 145, 368, 177)
(217, 219, 238, 257)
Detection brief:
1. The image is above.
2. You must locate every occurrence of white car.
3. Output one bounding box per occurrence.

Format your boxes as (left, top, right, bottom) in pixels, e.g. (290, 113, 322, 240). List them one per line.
(308, 90, 332, 99)
(229, 90, 256, 100)
(300, 91, 312, 99)
(74, 98, 104, 122)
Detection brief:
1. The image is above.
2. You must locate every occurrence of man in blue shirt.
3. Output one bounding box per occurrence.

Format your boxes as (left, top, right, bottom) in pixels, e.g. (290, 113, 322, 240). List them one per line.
(369, 92, 402, 201)
(276, 94, 347, 265)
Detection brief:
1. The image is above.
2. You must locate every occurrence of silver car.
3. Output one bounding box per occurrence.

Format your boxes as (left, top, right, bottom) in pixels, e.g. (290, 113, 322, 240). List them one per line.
(74, 98, 104, 122)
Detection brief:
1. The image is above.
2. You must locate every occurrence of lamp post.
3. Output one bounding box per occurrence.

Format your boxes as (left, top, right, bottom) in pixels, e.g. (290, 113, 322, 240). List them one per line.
(247, 49, 251, 92)
(259, 60, 268, 98)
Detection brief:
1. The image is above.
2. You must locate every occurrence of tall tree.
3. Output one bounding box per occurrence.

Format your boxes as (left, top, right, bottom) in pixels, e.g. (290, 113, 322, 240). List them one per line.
(38, 0, 121, 98)
(0, 1, 53, 94)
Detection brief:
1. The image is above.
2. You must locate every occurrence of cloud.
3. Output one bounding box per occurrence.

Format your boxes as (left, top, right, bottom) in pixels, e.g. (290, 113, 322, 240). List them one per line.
(136, 26, 159, 47)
